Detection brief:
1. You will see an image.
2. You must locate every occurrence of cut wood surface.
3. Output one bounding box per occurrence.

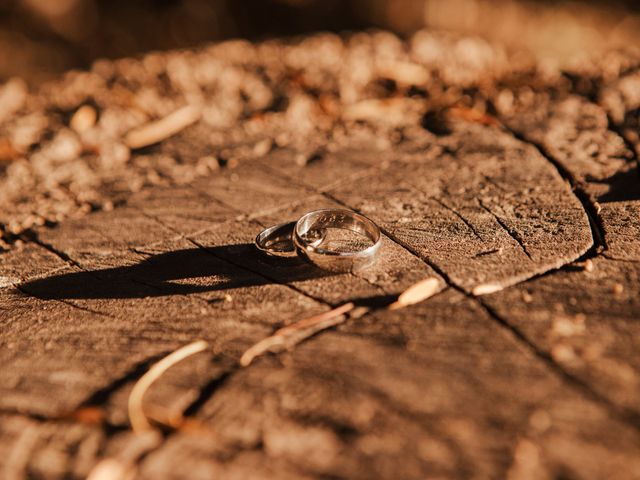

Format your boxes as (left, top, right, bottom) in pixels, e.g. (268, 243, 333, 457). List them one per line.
(0, 30, 639, 479)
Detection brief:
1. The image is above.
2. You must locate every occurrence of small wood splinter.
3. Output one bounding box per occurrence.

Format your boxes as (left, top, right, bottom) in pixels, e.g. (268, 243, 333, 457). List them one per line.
(124, 104, 201, 149)
(128, 340, 209, 433)
(389, 277, 441, 310)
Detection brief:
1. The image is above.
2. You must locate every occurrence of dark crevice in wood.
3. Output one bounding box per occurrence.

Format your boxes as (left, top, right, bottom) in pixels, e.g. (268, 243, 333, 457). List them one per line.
(431, 197, 484, 241)
(604, 114, 640, 186)
(250, 163, 455, 290)
(0, 407, 126, 437)
(495, 257, 585, 286)
(330, 194, 454, 279)
(185, 235, 329, 307)
(13, 145, 627, 457)
(78, 352, 171, 411)
(0, 408, 54, 423)
(474, 248, 501, 257)
(14, 282, 115, 319)
(477, 199, 532, 259)
(477, 299, 640, 433)
(0, 408, 129, 436)
(17, 230, 87, 272)
(315, 186, 640, 433)
(137, 204, 336, 309)
(181, 369, 233, 418)
(504, 129, 605, 254)
(602, 254, 640, 263)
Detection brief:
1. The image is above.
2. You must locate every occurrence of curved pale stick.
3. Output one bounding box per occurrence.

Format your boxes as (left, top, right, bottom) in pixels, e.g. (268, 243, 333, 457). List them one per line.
(128, 340, 209, 433)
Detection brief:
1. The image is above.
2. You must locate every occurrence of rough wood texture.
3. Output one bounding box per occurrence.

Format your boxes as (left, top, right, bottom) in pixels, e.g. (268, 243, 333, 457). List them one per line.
(1, 30, 639, 479)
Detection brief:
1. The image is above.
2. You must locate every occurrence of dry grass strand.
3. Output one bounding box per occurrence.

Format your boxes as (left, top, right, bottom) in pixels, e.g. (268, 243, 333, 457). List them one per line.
(128, 340, 209, 433)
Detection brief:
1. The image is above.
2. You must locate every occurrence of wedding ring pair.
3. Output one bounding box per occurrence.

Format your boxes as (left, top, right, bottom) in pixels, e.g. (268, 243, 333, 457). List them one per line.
(255, 209, 382, 272)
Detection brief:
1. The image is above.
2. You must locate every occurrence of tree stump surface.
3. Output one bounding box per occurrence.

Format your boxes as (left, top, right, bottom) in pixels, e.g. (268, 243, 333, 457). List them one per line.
(0, 31, 639, 479)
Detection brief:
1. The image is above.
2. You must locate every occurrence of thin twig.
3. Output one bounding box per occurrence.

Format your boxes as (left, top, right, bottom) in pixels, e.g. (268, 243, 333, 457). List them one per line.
(240, 303, 355, 367)
(128, 340, 209, 433)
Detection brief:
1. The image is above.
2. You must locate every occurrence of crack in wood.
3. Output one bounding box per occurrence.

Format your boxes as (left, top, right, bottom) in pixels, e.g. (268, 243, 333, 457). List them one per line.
(431, 197, 484, 241)
(79, 353, 171, 413)
(180, 369, 233, 418)
(1, 30, 638, 478)
(17, 230, 87, 272)
(137, 209, 333, 308)
(185, 235, 329, 307)
(476, 298, 640, 433)
(504, 129, 604, 254)
(602, 254, 640, 263)
(254, 162, 640, 434)
(0, 408, 53, 423)
(477, 198, 532, 260)
(0, 408, 128, 436)
(21, 149, 628, 449)
(474, 248, 501, 257)
(14, 279, 115, 319)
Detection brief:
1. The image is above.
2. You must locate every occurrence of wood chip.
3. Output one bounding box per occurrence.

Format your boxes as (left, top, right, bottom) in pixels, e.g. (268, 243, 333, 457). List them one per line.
(0, 78, 27, 124)
(472, 283, 505, 296)
(253, 138, 273, 156)
(295, 148, 324, 166)
(522, 291, 534, 303)
(86, 458, 136, 480)
(0, 138, 19, 162)
(447, 106, 502, 127)
(66, 406, 105, 424)
(240, 303, 355, 367)
(613, 283, 624, 296)
(70, 105, 97, 133)
(377, 61, 430, 86)
(128, 340, 209, 433)
(343, 98, 424, 126)
(551, 315, 586, 338)
(389, 277, 441, 310)
(86, 431, 161, 480)
(123, 105, 201, 149)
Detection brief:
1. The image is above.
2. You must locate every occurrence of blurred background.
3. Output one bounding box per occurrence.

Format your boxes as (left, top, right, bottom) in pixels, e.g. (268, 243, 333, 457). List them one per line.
(1, 0, 640, 83)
